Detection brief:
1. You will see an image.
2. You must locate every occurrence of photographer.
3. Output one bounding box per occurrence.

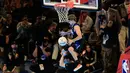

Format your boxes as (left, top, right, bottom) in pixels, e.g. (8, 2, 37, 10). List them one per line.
(30, 37, 54, 73)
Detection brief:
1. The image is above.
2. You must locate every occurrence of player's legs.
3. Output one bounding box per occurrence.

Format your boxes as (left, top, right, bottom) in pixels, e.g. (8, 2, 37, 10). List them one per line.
(68, 46, 78, 61)
(68, 46, 82, 72)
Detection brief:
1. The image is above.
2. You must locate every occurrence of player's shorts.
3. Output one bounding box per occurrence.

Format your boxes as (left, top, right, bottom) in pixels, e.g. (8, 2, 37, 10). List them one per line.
(63, 42, 82, 54)
(71, 43, 81, 54)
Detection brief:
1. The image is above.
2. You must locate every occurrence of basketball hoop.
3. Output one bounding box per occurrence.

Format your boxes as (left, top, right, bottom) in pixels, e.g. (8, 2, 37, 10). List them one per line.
(54, 1, 74, 23)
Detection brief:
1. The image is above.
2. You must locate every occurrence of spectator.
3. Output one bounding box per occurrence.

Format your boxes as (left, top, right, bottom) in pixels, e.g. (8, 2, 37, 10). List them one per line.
(118, 0, 129, 53)
(78, 11, 93, 41)
(81, 43, 97, 73)
(43, 19, 57, 45)
(101, 8, 121, 73)
(43, 20, 59, 62)
(32, 16, 44, 42)
(3, 41, 24, 73)
(30, 37, 54, 73)
(95, 8, 107, 36)
(0, 16, 7, 71)
(3, 13, 17, 45)
(16, 15, 32, 60)
(0, 16, 6, 50)
(29, 16, 44, 59)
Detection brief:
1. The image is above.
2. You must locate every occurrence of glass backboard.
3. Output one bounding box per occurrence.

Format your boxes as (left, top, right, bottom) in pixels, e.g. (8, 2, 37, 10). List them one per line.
(42, 0, 100, 10)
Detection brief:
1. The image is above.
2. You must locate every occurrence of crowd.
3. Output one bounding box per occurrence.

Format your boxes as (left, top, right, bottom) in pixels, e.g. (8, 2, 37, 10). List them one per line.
(0, 0, 130, 73)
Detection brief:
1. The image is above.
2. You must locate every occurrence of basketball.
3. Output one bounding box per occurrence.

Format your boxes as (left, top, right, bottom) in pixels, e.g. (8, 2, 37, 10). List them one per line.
(58, 37, 68, 46)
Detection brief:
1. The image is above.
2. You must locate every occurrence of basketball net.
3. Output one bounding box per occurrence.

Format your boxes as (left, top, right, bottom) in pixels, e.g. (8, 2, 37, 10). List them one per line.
(54, 1, 74, 23)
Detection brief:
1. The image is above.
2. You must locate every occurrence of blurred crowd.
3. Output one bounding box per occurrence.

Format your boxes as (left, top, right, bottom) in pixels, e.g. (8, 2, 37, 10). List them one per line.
(0, 0, 130, 73)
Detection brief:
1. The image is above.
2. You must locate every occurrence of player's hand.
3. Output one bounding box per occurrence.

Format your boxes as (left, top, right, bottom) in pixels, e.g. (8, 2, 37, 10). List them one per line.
(81, 50, 86, 56)
(61, 49, 67, 56)
(68, 38, 73, 45)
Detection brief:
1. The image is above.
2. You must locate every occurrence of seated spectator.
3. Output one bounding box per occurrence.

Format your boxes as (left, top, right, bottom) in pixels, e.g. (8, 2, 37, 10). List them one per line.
(81, 43, 97, 73)
(78, 11, 93, 41)
(3, 41, 24, 73)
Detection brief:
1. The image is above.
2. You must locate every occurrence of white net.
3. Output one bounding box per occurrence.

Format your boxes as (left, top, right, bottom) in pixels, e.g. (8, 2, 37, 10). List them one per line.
(54, 6, 70, 23)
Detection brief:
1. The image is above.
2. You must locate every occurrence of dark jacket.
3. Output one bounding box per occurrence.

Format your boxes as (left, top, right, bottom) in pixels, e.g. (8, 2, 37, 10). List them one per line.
(118, 3, 128, 27)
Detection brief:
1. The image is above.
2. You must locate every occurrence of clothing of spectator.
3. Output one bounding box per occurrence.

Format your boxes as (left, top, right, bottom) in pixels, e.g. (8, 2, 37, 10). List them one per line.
(3, 14, 17, 45)
(0, 16, 8, 67)
(32, 16, 44, 42)
(128, 5, 130, 46)
(81, 15, 93, 41)
(31, 38, 54, 73)
(101, 8, 121, 73)
(16, 16, 32, 57)
(81, 44, 97, 73)
(118, 0, 129, 53)
(3, 42, 24, 73)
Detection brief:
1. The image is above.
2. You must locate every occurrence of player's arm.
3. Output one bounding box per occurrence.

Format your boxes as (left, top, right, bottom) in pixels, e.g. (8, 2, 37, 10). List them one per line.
(59, 55, 65, 68)
(72, 25, 82, 42)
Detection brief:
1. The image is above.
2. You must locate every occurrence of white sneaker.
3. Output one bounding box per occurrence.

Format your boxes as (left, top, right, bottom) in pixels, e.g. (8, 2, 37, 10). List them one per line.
(73, 64, 82, 72)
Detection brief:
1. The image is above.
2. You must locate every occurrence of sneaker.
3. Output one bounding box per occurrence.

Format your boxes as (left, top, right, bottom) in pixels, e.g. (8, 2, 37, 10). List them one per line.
(73, 64, 82, 72)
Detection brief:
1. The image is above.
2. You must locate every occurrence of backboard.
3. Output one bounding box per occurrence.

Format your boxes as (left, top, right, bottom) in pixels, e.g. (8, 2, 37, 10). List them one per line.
(42, 0, 100, 10)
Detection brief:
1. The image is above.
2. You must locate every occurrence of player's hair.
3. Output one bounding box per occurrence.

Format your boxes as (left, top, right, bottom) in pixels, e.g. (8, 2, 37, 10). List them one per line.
(68, 14, 77, 21)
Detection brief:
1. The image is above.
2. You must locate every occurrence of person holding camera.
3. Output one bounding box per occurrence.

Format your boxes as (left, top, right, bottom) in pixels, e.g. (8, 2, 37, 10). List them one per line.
(30, 37, 54, 73)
